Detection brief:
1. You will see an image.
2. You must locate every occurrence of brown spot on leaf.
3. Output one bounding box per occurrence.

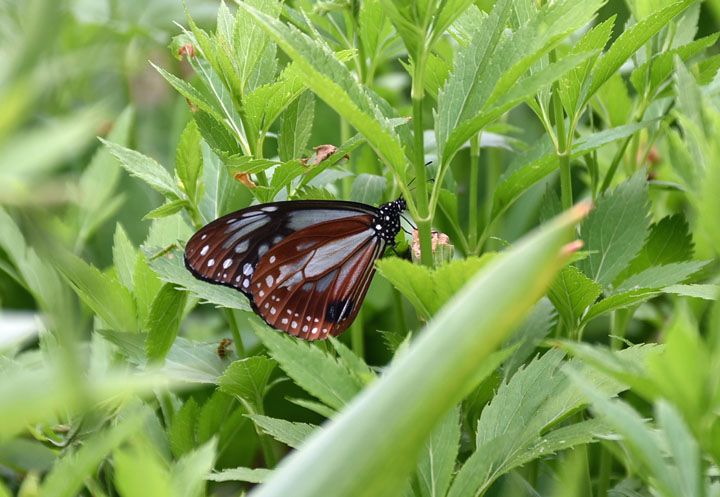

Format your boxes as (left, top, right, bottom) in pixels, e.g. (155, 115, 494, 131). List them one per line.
(234, 173, 257, 189)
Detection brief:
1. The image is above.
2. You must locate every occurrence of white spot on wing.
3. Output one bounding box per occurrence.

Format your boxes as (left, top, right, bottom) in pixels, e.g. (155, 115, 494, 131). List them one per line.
(291, 321, 297, 329)
(269, 255, 276, 264)
(243, 263, 253, 276)
(207, 259, 215, 267)
(262, 206, 279, 212)
(200, 245, 209, 256)
(265, 275, 274, 287)
(235, 240, 249, 253)
(223, 259, 233, 269)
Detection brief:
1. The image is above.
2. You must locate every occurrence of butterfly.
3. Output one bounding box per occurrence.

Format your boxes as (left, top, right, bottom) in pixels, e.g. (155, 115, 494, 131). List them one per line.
(184, 198, 407, 340)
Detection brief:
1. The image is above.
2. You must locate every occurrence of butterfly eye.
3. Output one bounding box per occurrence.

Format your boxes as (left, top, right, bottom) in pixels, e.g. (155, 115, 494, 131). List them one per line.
(185, 199, 406, 340)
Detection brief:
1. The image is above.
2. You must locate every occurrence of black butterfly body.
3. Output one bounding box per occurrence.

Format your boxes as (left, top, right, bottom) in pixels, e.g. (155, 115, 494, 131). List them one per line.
(184, 198, 406, 340)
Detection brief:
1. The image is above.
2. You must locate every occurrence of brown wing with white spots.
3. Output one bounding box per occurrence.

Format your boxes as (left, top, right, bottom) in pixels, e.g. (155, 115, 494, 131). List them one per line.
(184, 201, 377, 295)
(250, 215, 385, 340)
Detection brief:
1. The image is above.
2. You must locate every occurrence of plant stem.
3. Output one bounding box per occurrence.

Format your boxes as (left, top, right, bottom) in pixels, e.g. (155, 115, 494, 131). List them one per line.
(225, 309, 245, 357)
(411, 52, 433, 267)
(468, 133, 481, 250)
(247, 399, 278, 468)
(597, 443, 612, 497)
(552, 76, 572, 210)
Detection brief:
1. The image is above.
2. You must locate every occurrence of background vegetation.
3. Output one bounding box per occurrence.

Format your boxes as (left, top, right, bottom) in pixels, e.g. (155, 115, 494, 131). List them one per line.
(1, 0, 720, 496)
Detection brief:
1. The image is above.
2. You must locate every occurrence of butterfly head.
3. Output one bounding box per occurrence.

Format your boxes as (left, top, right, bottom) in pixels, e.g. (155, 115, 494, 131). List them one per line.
(374, 197, 406, 243)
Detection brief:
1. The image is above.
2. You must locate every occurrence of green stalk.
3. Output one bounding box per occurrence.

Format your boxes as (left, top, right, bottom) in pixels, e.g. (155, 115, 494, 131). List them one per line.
(225, 309, 245, 357)
(468, 133, 481, 250)
(551, 72, 572, 210)
(245, 398, 278, 468)
(411, 52, 433, 267)
(597, 443, 612, 497)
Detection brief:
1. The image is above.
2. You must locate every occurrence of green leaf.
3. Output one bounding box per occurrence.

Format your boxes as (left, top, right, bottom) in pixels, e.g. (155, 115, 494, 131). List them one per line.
(193, 110, 241, 158)
(564, 370, 683, 497)
(377, 255, 495, 319)
(115, 440, 172, 497)
(52, 249, 138, 332)
(176, 120, 203, 202)
(558, 17, 614, 117)
(39, 411, 146, 497)
(435, 0, 513, 158)
(248, 205, 586, 497)
(548, 266, 602, 328)
(101, 138, 184, 199)
(232, 0, 282, 93)
(218, 356, 277, 407)
(502, 299, 557, 378)
(238, 2, 406, 175)
(448, 349, 630, 497)
(244, 65, 307, 139)
(145, 283, 188, 362)
(584, 0, 697, 102)
(329, 338, 376, 384)
(350, 174, 387, 205)
(492, 121, 656, 219)
(630, 33, 719, 96)
(77, 107, 134, 244)
(152, 62, 226, 126)
(647, 304, 708, 421)
(113, 223, 137, 292)
(207, 467, 272, 483)
(199, 142, 245, 222)
(582, 289, 661, 325)
(656, 401, 703, 497)
(134, 253, 164, 325)
(416, 407, 460, 497)
(663, 284, 720, 300)
(578, 172, 650, 287)
(253, 323, 363, 410)
(620, 214, 694, 277)
(171, 439, 217, 497)
(246, 414, 316, 449)
(279, 91, 315, 161)
(168, 397, 200, 458)
(143, 199, 190, 220)
(148, 249, 250, 311)
(614, 260, 709, 292)
(437, 0, 603, 161)
(0, 209, 77, 334)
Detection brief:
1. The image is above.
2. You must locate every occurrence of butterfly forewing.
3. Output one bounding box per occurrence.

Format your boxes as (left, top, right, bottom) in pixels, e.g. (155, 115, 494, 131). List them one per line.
(249, 216, 385, 340)
(184, 201, 377, 294)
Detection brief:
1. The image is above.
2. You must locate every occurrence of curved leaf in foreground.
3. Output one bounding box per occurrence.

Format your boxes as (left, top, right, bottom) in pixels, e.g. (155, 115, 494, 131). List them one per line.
(250, 203, 590, 497)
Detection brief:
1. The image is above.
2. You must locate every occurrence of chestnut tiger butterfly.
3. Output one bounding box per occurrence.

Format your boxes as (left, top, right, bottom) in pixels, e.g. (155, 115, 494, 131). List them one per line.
(184, 198, 407, 340)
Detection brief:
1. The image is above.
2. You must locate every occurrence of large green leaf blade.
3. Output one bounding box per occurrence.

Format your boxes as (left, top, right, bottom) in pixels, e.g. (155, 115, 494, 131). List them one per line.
(253, 324, 364, 411)
(578, 172, 650, 287)
(248, 204, 588, 497)
(145, 283, 188, 362)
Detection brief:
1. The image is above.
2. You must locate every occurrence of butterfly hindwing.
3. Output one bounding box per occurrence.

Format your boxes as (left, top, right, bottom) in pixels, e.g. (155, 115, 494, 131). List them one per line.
(250, 215, 385, 340)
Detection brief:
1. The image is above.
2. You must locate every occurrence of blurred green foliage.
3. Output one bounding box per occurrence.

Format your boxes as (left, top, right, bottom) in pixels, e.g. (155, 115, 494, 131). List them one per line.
(1, 1, 720, 497)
